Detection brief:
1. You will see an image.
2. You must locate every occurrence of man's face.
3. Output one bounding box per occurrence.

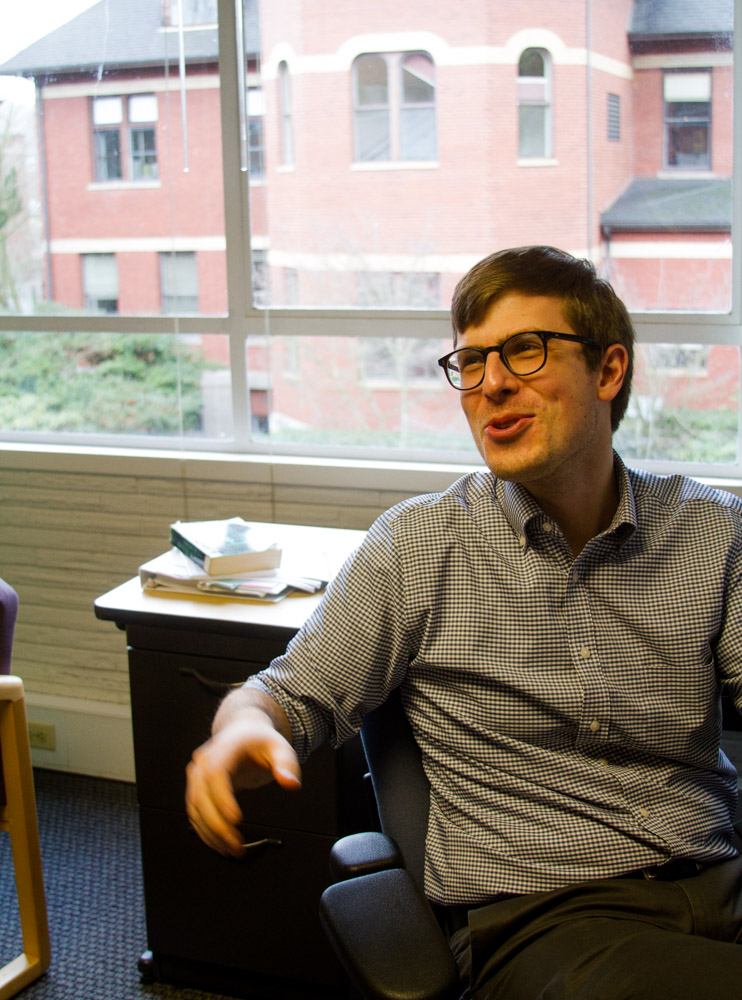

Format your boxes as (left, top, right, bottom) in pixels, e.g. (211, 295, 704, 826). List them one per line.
(458, 291, 616, 495)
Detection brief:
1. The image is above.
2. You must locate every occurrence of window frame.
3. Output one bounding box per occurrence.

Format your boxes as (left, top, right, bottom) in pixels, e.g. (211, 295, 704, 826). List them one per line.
(91, 93, 159, 184)
(662, 69, 712, 171)
(352, 50, 437, 164)
(517, 47, 553, 159)
(0, 0, 740, 482)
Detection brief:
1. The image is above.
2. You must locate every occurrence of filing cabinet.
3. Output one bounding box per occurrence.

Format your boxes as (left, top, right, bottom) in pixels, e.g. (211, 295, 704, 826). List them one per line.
(95, 525, 372, 999)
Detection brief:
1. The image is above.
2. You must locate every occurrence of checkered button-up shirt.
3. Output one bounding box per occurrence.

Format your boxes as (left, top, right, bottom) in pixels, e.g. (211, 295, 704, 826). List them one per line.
(247, 454, 742, 905)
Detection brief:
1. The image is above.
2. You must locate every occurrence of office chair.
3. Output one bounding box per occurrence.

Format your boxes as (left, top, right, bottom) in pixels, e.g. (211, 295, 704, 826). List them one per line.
(319, 689, 460, 1000)
(0, 577, 51, 999)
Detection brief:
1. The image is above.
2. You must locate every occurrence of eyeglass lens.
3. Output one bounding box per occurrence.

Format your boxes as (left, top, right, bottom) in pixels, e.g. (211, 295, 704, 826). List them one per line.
(448, 332, 546, 387)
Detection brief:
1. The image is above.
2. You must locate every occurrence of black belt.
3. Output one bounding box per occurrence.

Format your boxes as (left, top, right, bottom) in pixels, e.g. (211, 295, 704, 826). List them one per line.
(616, 858, 706, 881)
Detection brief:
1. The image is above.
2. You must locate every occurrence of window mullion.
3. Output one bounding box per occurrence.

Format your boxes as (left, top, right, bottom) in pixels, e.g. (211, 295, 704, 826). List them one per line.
(218, 0, 253, 449)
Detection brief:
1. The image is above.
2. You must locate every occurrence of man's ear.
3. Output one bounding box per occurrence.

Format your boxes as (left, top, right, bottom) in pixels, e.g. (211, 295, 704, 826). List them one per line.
(597, 344, 629, 403)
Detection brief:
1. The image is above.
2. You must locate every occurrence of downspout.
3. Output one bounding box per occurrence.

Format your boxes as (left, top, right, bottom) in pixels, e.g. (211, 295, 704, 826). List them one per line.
(35, 77, 53, 301)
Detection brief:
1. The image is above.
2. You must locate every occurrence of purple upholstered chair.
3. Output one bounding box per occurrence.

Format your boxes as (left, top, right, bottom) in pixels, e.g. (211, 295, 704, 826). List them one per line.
(0, 576, 51, 995)
(0, 577, 19, 675)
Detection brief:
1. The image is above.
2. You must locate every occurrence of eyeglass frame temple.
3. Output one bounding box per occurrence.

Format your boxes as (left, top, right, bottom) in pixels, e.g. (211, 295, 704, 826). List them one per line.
(437, 331, 600, 389)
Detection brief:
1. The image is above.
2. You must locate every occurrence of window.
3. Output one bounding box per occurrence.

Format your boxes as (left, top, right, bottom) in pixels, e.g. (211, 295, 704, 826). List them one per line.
(607, 93, 621, 142)
(92, 97, 123, 181)
(0, 2, 738, 475)
(247, 87, 265, 178)
(92, 94, 158, 182)
(518, 48, 552, 158)
(82, 254, 119, 313)
(279, 61, 294, 167)
(128, 94, 158, 179)
(160, 253, 198, 314)
(664, 71, 711, 169)
(353, 52, 437, 162)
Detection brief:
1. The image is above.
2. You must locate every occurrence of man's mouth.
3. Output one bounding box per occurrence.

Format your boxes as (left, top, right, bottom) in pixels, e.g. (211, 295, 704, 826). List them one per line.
(485, 415, 532, 440)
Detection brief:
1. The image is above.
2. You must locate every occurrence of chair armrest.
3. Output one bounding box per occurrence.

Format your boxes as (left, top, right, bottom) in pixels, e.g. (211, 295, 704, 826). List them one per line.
(329, 831, 404, 881)
(319, 867, 459, 1000)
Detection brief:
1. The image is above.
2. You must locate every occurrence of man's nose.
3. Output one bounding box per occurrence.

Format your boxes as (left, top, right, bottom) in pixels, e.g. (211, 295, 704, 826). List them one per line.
(480, 350, 518, 395)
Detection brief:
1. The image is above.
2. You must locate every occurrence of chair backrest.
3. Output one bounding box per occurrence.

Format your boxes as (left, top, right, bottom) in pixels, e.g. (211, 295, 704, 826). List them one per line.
(361, 687, 430, 893)
(0, 578, 19, 675)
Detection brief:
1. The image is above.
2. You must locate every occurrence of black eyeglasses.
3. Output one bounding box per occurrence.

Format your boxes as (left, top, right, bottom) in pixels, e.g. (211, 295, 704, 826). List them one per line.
(438, 330, 599, 390)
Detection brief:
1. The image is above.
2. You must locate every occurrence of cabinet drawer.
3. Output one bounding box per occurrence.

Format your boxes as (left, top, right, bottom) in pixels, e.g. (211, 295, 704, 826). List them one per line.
(139, 806, 344, 987)
(130, 648, 372, 835)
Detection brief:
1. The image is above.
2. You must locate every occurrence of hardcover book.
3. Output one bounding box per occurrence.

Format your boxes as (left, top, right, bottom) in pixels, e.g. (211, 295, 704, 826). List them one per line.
(169, 517, 283, 575)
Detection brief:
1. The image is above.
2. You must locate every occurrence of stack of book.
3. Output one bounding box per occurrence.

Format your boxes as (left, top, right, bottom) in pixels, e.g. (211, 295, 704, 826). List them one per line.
(139, 517, 325, 602)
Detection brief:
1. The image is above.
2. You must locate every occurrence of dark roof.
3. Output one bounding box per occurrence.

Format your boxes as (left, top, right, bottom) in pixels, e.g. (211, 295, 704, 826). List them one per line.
(628, 0, 733, 41)
(601, 177, 732, 233)
(0, 0, 259, 77)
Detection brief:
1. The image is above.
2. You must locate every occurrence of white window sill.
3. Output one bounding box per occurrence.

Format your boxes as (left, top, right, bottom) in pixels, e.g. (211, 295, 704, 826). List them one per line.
(87, 181, 161, 191)
(351, 161, 439, 171)
(361, 379, 444, 391)
(516, 158, 558, 167)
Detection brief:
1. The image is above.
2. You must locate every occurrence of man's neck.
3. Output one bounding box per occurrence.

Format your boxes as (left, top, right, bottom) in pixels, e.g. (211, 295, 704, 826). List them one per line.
(526, 458, 620, 558)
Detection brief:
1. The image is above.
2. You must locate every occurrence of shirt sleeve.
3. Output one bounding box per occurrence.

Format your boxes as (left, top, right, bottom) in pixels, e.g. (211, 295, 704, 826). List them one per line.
(243, 511, 412, 761)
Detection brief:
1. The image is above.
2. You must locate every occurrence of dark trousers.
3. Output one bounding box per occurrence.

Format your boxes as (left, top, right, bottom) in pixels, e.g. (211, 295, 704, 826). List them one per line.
(449, 853, 742, 999)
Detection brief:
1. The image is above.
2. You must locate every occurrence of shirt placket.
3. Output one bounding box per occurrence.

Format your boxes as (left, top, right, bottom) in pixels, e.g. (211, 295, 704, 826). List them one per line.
(564, 555, 611, 748)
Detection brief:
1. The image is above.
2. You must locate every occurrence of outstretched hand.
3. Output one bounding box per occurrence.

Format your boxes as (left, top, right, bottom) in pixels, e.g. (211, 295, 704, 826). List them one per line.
(185, 697, 301, 858)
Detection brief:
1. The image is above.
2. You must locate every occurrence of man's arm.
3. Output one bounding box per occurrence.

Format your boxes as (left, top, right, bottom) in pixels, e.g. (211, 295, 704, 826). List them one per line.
(185, 685, 302, 858)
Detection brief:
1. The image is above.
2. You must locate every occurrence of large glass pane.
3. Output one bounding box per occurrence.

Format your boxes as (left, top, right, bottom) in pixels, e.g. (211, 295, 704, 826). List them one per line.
(614, 344, 739, 464)
(0, 0, 226, 317)
(0, 330, 232, 439)
(251, 0, 733, 314)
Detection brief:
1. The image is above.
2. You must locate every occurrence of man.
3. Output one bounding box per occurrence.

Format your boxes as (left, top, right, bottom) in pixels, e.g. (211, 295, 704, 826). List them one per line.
(186, 246, 742, 998)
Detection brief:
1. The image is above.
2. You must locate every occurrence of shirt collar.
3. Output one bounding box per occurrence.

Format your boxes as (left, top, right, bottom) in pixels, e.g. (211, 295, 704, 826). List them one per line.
(494, 451, 638, 549)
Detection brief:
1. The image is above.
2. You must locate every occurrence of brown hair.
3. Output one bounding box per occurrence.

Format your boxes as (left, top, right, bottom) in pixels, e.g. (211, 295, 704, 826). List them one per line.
(451, 245, 635, 431)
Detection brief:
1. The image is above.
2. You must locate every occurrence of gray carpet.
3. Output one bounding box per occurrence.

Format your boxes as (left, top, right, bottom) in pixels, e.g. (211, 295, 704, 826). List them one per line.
(0, 769, 242, 1000)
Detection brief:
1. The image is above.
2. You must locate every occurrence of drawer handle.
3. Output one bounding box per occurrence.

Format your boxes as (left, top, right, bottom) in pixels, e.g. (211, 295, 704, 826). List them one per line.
(241, 837, 283, 854)
(179, 667, 244, 694)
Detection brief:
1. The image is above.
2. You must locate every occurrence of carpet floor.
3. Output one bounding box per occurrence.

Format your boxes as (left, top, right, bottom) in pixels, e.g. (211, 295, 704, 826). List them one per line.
(0, 769, 245, 1000)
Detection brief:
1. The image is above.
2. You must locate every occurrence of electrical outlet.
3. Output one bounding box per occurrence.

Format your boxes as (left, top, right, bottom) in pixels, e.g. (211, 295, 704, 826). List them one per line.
(28, 721, 56, 751)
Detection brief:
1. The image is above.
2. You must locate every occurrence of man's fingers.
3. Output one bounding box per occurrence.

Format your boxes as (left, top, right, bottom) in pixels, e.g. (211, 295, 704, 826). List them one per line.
(186, 758, 246, 857)
(185, 721, 302, 858)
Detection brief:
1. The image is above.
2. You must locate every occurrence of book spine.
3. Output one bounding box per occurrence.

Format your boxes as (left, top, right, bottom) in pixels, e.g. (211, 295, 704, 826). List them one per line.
(170, 527, 208, 571)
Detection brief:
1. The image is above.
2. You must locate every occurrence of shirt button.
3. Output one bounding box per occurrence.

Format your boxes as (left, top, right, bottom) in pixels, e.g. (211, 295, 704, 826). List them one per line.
(580, 647, 591, 659)
(589, 719, 600, 733)
(639, 807, 650, 819)
(543, 522, 553, 533)
(519, 535, 526, 548)
(598, 758, 608, 766)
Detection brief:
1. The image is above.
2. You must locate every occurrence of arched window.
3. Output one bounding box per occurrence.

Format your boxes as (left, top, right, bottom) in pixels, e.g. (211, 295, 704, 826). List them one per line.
(353, 52, 437, 162)
(517, 48, 552, 158)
